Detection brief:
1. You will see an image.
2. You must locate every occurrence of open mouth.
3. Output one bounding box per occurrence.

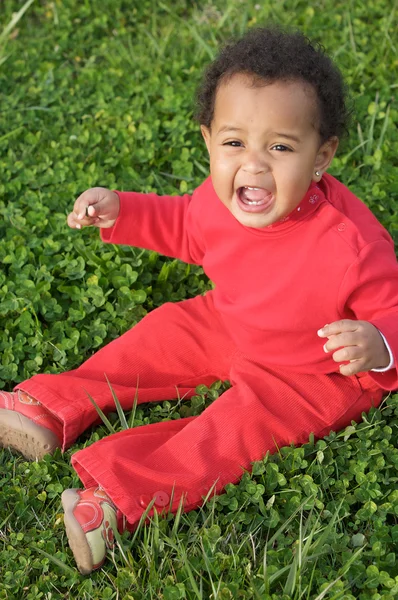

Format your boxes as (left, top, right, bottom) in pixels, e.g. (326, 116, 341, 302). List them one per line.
(236, 186, 274, 212)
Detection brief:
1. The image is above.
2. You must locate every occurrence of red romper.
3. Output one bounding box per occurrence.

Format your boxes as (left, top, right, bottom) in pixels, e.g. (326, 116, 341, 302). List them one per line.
(16, 174, 398, 527)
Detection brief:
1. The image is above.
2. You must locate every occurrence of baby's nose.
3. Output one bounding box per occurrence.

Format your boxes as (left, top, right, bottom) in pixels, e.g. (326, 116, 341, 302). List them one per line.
(242, 152, 269, 174)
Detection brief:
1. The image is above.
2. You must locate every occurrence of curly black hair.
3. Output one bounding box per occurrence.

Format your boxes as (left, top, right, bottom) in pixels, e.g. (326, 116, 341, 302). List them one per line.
(196, 27, 350, 142)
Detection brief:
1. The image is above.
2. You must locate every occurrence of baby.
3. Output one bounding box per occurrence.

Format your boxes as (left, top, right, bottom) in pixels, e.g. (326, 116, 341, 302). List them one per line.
(1, 27, 397, 575)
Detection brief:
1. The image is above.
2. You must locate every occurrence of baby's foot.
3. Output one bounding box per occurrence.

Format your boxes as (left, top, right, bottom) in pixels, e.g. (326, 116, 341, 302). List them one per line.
(62, 487, 125, 575)
(0, 390, 62, 460)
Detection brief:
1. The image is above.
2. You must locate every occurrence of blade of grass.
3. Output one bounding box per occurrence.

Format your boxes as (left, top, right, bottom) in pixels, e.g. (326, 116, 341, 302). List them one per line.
(31, 546, 78, 576)
(112, 526, 135, 570)
(85, 389, 116, 434)
(193, 159, 210, 176)
(105, 374, 129, 430)
(177, 542, 203, 599)
(376, 102, 391, 152)
(170, 495, 185, 539)
(151, 507, 160, 567)
(130, 497, 157, 546)
(158, 171, 195, 182)
(163, 532, 204, 598)
(200, 536, 222, 599)
(306, 558, 319, 600)
(345, 10, 357, 54)
(339, 139, 368, 164)
(313, 576, 343, 600)
(158, 1, 216, 59)
(0, 0, 36, 44)
(128, 378, 139, 428)
(0, 511, 13, 531)
(365, 92, 379, 156)
(263, 540, 270, 595)
(266, 496, 315, 550)
(284, 557, 298, 596)
(214, 5, 234, 30)
(380, 1, 397, 55)
(357, 122, 365, 150)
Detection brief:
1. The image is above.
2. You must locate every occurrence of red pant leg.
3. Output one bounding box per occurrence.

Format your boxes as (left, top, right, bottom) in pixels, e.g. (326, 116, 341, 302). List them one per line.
(15, 292, 236, 449)
(71, 353, 383, 527)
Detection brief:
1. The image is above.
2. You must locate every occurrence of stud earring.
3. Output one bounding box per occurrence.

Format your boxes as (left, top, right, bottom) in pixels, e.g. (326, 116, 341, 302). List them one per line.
(315, 170, 321, 177)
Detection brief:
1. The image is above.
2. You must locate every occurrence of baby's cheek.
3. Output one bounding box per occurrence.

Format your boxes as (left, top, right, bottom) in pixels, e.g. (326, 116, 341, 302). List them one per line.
(211, 177, 230, 201)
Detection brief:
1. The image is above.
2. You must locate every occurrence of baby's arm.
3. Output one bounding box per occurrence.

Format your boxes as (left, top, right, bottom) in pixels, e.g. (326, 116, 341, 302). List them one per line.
(67, 185, 205, 265)
(67, 187, 120, 230)
(318, 238, 398, 382)
(317, 320, 391, 376)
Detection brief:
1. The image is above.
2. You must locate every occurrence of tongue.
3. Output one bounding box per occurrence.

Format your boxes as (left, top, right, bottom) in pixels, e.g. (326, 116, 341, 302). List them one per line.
(241, 187, 267, 203)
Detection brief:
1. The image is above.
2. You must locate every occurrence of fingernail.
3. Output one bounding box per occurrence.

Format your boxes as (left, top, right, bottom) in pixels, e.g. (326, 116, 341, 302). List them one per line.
(323, 343, 328, 353)
(317, 324, 329, 337)
(78, 211, 85, 220)
(76, 224, 81, 229)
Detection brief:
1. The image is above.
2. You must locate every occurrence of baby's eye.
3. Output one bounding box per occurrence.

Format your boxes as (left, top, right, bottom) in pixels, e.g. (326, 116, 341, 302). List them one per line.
(272, 144, 292, 152)
(224, 140, 243, 147)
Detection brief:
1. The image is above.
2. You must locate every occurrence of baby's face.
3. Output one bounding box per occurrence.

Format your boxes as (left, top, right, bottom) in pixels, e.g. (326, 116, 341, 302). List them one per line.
(201, 74, 337, 229)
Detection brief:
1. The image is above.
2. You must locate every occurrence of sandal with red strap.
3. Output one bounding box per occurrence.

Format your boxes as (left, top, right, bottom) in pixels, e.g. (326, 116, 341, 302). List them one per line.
(0, 390, 62, 460)
(62, 486, 126, 575)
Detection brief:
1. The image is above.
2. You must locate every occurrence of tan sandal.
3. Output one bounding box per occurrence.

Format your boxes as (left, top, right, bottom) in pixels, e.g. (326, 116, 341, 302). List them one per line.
(62, 487, 122, 575)
(0, 390, 62, 460)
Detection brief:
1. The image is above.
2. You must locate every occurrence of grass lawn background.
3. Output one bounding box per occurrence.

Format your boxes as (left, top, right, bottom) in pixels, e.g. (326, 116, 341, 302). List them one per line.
(0, 0, 397, 598)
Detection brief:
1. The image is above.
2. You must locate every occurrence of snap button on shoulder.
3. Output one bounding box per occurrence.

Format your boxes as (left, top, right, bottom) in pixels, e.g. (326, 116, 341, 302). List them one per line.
(337, 222, 346, 232)
(153, 491, 170, 507)
(139, 495, 151, 508)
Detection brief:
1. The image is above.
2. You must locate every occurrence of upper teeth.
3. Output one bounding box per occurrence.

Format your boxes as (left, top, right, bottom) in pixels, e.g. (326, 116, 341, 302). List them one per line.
(245, 186, 260, 190)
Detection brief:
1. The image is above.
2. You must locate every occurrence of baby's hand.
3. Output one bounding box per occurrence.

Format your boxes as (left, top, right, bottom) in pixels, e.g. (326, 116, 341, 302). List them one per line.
(317, 319, 390, 376)
(67, 187, 120, 230)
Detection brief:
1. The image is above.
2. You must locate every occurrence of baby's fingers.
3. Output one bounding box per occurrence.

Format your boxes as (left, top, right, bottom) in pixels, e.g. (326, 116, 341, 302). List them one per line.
(67, 211, 81, 229)
(322, 331, 359, 354)
(317, 319, 358, 338)
(85, 204, 97, 218)
(338, 360, 364, 376)
(67, 209, 97, 230)
(72, 189, 101, 221)
(331, 344, 363, 363)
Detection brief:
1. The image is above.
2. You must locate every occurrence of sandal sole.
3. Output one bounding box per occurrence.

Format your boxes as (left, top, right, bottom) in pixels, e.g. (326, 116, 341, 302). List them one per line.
(62, 488, 98, 575)
(0, 408, 60, 460)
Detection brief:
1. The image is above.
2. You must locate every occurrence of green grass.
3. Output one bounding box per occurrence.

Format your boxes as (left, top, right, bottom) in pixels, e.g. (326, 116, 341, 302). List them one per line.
(0, 0, 397, 598)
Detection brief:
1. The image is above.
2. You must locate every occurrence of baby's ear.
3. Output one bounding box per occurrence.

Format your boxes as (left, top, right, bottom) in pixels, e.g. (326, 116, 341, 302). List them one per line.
(201, 125, 211, 154)
(313, 136, 339, 181)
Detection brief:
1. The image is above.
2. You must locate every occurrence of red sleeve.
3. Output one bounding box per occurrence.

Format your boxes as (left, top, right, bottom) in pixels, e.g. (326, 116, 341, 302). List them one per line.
(338, 240, 398, 390)
(100, 189, 205, 265)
